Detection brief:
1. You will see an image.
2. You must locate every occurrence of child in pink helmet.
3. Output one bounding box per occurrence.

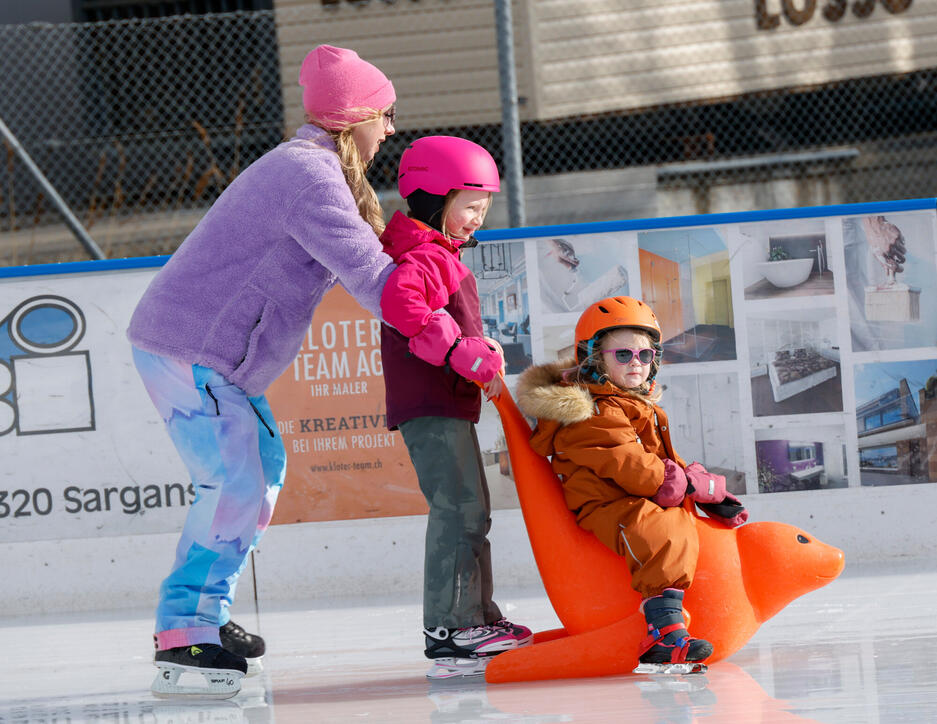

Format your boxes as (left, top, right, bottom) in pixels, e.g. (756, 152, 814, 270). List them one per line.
(128, 45, 397, 698)
(379, 136, 532, 679)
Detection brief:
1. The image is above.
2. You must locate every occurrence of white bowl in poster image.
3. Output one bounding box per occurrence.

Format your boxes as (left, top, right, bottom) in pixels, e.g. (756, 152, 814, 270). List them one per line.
(536, 234, 630, 314)
(738, 219, 833, 300)
(853, 358, 937, 487)
(755, 257, 813, 288)
(656, 369, 746, 495)
(637, 227, 736, 364)
(843, 212, 937, 352)
(747, 307, 843, 417)
(754, 425, 848, 494)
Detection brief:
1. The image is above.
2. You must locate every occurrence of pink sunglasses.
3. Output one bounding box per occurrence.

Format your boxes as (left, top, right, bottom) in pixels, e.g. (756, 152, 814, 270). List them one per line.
(602, 347, 658, 365)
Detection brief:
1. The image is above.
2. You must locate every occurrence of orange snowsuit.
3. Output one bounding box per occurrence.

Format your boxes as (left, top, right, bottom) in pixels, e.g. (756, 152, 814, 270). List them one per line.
(516, 360, 698, 598)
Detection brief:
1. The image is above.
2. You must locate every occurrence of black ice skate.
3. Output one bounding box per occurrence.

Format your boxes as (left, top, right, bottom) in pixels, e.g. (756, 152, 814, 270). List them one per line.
(634, 588, 712, 675)
(151, 643, 247, 699)
(220, 620, 265, 676)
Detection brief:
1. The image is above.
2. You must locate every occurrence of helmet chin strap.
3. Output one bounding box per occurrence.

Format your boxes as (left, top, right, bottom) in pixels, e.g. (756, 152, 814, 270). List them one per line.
(585, 338, 604, 383)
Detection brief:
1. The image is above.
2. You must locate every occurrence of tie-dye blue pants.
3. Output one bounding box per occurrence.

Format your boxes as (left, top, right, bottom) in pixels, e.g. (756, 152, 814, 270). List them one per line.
(132, 347, 286, 650)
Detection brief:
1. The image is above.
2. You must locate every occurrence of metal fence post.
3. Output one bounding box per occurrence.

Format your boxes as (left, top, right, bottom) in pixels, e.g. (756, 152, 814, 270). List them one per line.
(0, 115, 105, 261)
(493, 0, 526, 228)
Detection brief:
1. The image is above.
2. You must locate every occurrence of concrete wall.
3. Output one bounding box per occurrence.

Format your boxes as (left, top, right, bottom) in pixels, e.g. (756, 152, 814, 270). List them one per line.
(4, 484, 937, 616)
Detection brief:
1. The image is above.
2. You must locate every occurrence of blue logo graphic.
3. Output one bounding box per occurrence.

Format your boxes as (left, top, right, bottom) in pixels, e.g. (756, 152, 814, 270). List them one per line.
(0, 295, 95, 436)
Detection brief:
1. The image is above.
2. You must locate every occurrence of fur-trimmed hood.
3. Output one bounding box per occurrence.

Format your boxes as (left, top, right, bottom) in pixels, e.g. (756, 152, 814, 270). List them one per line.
(516, 359, 654, 425)
(516, 359, 594, 425)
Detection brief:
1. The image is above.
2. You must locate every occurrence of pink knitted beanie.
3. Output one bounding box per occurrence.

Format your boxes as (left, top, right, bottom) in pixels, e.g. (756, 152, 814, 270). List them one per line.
(299, 45, 395, 130)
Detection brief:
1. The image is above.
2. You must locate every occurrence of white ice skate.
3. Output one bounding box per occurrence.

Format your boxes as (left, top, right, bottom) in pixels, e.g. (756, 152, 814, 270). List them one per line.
(426, 656, 491, 679)
(151, 660, 244, 699)
(633, 662, 707, 675)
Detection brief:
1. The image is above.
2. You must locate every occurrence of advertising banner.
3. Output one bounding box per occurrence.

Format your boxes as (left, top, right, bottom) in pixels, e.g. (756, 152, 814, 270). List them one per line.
(0, 268, 193, 542)
(2, 198, 936, 543)
(265, 287, 425, 524)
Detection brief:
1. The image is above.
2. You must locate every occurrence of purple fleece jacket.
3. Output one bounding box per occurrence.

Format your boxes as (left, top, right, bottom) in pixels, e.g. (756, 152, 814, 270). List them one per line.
(128, 124, 395, 396)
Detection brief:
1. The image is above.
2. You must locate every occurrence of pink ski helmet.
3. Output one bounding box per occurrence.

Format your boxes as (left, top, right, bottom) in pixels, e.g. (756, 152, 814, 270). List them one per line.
(397, 136, 500, 199)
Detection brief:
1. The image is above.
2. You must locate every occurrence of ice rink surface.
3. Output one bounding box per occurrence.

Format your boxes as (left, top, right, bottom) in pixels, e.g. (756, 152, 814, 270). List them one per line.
(1, 557, 935, 724)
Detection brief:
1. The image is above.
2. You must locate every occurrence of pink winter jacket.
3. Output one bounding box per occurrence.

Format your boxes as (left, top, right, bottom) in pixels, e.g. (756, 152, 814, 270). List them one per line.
(379, 211, 470, 354)
(378, 211, 485, 428)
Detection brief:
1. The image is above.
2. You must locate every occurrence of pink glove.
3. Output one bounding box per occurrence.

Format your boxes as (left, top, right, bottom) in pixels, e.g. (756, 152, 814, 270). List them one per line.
(651, 459, 688, 508)
(447, 336, 503, 383)
(407, 312, 461, 366)
(684, 462, 727, 505)
(696, 492, 749, 528)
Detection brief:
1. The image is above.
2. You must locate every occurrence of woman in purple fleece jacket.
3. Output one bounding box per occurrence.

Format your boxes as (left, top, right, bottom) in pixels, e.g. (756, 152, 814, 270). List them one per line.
(128, 45, 397, 698)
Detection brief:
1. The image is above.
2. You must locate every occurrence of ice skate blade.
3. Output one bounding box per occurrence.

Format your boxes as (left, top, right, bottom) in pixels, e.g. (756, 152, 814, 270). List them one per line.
(633, 662, 707, 675)
(426, 656, 491, 679)
(245, 656, 263, 677)
(151, 662, 244, 699)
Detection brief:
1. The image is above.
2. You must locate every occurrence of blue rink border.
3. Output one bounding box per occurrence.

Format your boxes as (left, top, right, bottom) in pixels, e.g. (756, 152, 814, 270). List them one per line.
(1, 197, 934, 279)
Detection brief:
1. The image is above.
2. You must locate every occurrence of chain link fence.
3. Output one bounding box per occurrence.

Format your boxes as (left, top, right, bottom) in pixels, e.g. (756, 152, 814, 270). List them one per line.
(0, 11, 283, 263)
(1, 8, 936, 264)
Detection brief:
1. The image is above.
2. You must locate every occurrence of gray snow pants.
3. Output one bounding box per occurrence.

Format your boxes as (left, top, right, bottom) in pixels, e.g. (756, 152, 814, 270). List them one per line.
(398, 416, 503, 630)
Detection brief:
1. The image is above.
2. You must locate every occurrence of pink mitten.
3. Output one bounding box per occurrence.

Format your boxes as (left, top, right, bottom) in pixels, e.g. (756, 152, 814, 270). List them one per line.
(696, 492, 749, 528)
(407, 312, 461, 366)
(447, 336, 503, 383)
(651, 459, 688, 507)
(684, 462, 727, 504)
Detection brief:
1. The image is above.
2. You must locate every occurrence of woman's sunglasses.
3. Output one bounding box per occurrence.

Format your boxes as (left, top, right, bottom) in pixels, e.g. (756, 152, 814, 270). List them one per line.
(602, 347, 658, 365)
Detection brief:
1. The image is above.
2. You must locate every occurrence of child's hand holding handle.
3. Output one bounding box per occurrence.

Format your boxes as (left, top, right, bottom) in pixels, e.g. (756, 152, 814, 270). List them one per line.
(447, 336, 503, 383)
(684, 461, 727, 504)
(684, 461, 749, 527)
(695, 494, 749, 528)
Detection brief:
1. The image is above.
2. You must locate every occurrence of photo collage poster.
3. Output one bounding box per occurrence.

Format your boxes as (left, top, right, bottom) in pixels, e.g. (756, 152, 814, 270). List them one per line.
(464, 205, 937, 508)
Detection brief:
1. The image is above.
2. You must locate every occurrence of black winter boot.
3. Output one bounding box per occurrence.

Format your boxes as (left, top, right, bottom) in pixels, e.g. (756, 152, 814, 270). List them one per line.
(638, 588, 713, 664)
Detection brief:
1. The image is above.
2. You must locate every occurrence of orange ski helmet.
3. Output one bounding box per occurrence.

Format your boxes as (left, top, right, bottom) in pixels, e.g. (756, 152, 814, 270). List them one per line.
(575, 296, 663, 382)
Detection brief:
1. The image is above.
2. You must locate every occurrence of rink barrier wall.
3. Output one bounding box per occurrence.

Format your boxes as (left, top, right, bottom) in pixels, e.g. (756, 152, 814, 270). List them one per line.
(1, 197, 936, 615)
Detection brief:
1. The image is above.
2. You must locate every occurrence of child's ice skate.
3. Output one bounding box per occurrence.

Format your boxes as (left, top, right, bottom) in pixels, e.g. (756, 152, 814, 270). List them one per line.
(424, 624, 517, 679)
(151, 643, 247, 699)
(426, 656, 493, 679)
(219, 620, 265, 676)
(490, 618, 534, 647)
(633, 588, 712, 676)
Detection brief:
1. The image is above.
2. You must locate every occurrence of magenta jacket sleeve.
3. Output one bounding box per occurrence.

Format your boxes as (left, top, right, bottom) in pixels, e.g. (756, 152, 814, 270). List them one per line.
(380, 245, 470, 336)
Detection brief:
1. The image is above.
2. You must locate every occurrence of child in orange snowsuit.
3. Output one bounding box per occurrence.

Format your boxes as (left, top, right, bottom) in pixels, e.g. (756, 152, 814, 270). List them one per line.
(516, 295, 747, 667)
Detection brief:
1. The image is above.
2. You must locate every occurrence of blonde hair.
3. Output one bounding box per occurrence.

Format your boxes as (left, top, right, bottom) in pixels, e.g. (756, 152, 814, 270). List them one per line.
(570, 328, 663, 405)
(306, 109, 387, 235)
